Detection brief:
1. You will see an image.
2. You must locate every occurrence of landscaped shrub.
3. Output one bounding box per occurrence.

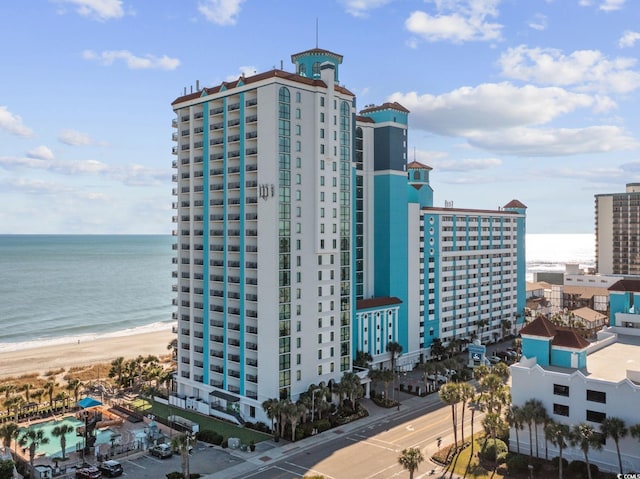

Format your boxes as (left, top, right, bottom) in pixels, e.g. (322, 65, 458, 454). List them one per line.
(551, 456, 568, 471)
(166, 473, 201, 479)
(245, 421, 271, 433)
(221, 439, 228, 449)
(567, 460, 599, 479)
(478, 438, 508, 462)
(315, 419, 331, 433)
(506, 453, 529, 473)
(197, 429, 223, 446)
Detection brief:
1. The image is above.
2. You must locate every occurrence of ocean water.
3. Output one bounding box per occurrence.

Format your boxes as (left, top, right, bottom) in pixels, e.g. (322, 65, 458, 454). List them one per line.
(0, 234, 595, 353)
(0, 235, 174, 353)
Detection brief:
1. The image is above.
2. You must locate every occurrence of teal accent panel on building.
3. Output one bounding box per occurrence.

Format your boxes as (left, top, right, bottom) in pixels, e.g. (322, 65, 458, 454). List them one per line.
(222, 97, 228, 390)
(609, 291, 633, 326)
(290, 50, 341, 81)
(203, 102, 210, 385)
(550, 348, 573, 368)
(373, 173, 409, 352)
(504, 205, 527, 325)
(362, 109, 408, 126)
(422, 213, 440, 348)
(239, 92, 246, 395)
(522, 336, 551, 366)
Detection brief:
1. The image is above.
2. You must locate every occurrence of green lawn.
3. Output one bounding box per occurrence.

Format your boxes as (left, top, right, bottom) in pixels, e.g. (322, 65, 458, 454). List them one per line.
(141, 398, 272, 445)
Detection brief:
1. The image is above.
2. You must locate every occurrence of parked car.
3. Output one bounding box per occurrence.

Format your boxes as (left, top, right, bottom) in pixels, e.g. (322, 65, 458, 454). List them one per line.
(150, 443, 173, 458)
(98, 460, 123, 477)
(488, 355, 502, 364)
(76, 466, 102, 479)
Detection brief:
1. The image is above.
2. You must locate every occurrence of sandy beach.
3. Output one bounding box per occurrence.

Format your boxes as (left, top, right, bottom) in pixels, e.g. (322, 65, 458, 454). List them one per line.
(0, 329, 176, 379)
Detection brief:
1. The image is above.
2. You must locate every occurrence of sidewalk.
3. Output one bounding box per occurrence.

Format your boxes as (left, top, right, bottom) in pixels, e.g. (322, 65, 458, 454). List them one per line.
(202, 393, 446, 479)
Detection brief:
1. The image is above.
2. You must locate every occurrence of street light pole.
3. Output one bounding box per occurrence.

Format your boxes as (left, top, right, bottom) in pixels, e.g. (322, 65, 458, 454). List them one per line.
(396, 366, 400, 411)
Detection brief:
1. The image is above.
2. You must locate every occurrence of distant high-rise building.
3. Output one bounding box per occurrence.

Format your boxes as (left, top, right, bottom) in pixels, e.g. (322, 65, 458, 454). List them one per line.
(595, 183, 640, 275)
(170, 48, 526, 424)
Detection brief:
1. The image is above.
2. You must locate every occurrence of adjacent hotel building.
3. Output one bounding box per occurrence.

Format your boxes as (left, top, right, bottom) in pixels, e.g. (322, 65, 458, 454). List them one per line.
(170, 48, 526, 423)
(595, 183, 640, 275)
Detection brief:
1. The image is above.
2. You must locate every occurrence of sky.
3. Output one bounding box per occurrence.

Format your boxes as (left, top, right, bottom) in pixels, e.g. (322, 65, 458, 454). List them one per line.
(1, 0, 639, 234)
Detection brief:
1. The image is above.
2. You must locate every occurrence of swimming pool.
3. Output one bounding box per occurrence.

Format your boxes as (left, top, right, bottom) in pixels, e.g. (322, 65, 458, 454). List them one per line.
(19, 416, 118, 458)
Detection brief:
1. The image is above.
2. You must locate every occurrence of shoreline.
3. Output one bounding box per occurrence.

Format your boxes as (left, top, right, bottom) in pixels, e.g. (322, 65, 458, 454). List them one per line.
(0, 329, 176, 380)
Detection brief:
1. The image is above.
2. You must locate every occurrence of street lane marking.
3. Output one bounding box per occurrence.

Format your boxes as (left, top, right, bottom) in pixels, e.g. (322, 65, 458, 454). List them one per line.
(346, 436, 398, 452)
(283, 462, 337, 479)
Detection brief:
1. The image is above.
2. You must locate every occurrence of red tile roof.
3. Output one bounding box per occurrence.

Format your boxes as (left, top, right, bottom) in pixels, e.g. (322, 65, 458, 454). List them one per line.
(356, 115, 375, 123)
(552, 329, 590, 349)
(407, 161, 432, 170)
(172, 69, 354, 106)
(609, 279, 640, 292)
(503, 199, 527, 209)
(520, 316, 557, 337)
(356, 296, 402, 310)
(360, 101, 410, 114)
(520, 316, 590, 349)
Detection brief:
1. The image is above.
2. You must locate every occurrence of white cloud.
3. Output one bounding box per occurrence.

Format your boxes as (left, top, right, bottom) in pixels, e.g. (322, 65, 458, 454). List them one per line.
(600, 0, 625, 11)
(339, 0, 394, 17)
(498, 45, 640, 93)
(82, 50, 180, 70)
(0, 106, 34, 137)
(619, 31, 640, 48)
(389, 83, 599, 136)
(528, 13, 547, 31)
(26, 146, 55, 161)
(466, 125, 638, 156)
(430, 157, 503, 171)
(225, 65, 258, 82)
(579, 0, 626, 10)
(58, 129, 107, 146)
(0, 155, 167, 186)
(198, 0, 245, 25)
(56, 0, 125, 21)
(405, 0, 502, 43)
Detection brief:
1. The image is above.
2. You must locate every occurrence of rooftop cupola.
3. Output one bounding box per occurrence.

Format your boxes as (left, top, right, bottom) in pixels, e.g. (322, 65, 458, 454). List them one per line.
(291, 48, 343, 82)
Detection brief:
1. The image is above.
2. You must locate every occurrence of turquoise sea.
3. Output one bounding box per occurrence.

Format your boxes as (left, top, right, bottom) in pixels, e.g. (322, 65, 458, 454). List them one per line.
(0, 233, 595, 352)
(0, 235, 174, 352)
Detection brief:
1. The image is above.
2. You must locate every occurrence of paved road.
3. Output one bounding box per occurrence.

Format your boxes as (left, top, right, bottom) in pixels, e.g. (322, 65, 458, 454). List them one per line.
(215, 394, 484, 479)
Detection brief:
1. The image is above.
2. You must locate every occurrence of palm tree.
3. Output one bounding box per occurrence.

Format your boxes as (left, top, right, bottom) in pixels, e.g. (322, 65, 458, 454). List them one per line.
(569, 423, 603, 479)
(521, 399, 545, 458)
(4, 396, 24, 422)
(473, 364, 490, 382)
(398, 447, 424, 479)
(439, 382, 461, 449)
(66, 378, 83, 406)
(521, 400, 536, 458)
(43, 380, 57, 409)
(167, 338, 178, 359)
(171, 433, 196, 479)
(109, 357, 126, 387)
(600, 417, 628, 475)
(0, 423, 19, 451)
(492, 362, 510, 382)
(261, 398, 279, 434)
(386, 341, 403, 373)
(287, 402, 306, 441)
(340, 371, 363, 409)
(458, 382, 476, 446)
(20, 383, 34, 404)
(51, 424, 74, 459)
(507, 405, 524, 454)
(18, 429, 50, 469)
(631, 423, 640, 443)
(545, 421, 570, 479)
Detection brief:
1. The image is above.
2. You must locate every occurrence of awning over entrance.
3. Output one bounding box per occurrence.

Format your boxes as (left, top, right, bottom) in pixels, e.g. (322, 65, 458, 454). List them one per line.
(209, 390, 240, 402)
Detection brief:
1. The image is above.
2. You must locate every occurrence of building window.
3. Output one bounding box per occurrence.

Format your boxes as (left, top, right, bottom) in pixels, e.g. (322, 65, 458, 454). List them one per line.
(296, 92, 301, 102)
(318, 350, 322, 359)
(296, 141, 301, 152)
(296, 108, 301, 119)
(553, 384, 570, 397)
(553, 404, 569, 416)
(295, 124, 301, 135)
(296, 354, 301, 364)
(320, 128, 325, 139)
(296, 370, 301, 380)
(586, 410, 606, 423)
(320, 96, 324, 106)
(318, 365, 322, 375)
(320, 112, 325, 123)
(586, 390, 606, 403)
